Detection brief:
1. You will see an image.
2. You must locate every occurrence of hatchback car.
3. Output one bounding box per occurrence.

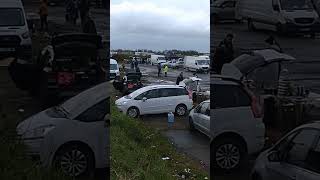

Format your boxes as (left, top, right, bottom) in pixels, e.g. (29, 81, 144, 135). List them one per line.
(16, 82, 110, 177)
(210, 75, 265, 172)
(251, 121, 320, 180)
(115, 85, 193, 118)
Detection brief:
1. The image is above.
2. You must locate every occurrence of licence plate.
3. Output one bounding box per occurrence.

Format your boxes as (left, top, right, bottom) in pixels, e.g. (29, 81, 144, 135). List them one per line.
(0, 48, 15, 52)
(300, 28, 310, 31)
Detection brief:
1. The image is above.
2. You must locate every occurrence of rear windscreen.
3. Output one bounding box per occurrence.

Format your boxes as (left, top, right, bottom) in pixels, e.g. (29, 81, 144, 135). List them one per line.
(0, 8, 24, 26)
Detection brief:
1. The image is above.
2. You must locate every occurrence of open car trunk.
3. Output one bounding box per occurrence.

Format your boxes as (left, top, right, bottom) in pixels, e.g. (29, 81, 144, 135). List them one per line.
(9, 33, 104, 104)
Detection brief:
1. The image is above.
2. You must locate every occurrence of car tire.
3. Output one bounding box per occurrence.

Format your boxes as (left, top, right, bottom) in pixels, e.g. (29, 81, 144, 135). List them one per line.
(53, 144, 94, 178)
(127, 107, 140, 118)
(248, 19, 256, 31)
(212, 137, 247, 173)
(189, 117, 195, 131)
(175, 104, 187, 116)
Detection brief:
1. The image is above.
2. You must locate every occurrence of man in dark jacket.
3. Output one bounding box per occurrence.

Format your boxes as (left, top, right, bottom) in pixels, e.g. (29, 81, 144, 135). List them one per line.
(176, 72, 184, 85)
(219, 33, 234, 63)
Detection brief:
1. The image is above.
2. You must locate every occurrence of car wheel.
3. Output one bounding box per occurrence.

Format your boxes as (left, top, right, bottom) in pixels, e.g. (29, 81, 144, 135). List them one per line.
(53, 144, 94, 177)
(212, 137, 247, 172)
(127, 107, 139, 118)
(175, 104, 187, 116)
(189, 117, 195, 131)
(248, 19, 256, 31)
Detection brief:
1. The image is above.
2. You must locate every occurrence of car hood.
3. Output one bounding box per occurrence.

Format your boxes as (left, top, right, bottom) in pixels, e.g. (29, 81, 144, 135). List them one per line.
(16, 110, 55, 136)
(115, 96, 131, 105)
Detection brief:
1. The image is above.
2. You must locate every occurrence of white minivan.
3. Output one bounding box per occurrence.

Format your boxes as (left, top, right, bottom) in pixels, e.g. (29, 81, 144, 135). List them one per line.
(0, 0, 32, 57)
(115, 85, 193, 118)
(110, 58, 120, 79)
(184, 55, 210, 73)
(236, 0, 320, 36)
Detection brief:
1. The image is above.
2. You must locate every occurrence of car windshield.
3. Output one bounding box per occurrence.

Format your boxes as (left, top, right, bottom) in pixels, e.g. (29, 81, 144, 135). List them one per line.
(0, 8, 25, 26)
(110, 64, 118, 70)
(197, 60, 209, 65)
(280, 0, 314, 10)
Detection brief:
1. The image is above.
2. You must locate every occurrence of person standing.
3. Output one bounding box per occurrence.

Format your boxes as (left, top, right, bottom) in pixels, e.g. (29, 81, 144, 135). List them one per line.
(157, 63, 162, 77)
(163, 65, 168, 77)
(39, 0, 48, 31)
(176, 72, 184, 85)
(219, 33, 234, 63)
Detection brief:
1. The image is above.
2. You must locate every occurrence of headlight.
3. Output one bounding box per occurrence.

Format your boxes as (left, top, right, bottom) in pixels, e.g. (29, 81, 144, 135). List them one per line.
(22, 31, 30, 39)
(119, 101, 128, 106)
(25, 125, 55, 138)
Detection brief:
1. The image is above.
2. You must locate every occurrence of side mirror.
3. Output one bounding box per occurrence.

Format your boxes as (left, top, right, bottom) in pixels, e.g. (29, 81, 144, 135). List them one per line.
(273, 5, 280, 11)
(142, 97, 147, 102)
(268, 151, 281, 162)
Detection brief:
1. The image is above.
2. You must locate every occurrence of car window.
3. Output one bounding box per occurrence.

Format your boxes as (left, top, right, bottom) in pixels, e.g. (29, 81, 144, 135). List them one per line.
(305, 135, 320, 173)
(200, 103, 210, 115)
(134, 91, 147, 100)
(76, 99, 107, 122)
(285, 129, 319, 169)
(145, 89, 159, 99)
(176, 88, 189, 96)
(213, 84, 251, 108)
(159, 88, 171, 97)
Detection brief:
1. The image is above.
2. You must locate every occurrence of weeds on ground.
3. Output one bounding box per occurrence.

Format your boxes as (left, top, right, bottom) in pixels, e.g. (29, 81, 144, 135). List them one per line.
(110, 99, 208, 180)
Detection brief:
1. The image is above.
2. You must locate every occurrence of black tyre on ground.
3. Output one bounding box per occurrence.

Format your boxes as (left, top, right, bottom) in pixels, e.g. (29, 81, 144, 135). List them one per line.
(211, 137, 247, 173)
(175, 104, 187, 116)
(127, 107, 140, 118)
(53, 144, 95, 178)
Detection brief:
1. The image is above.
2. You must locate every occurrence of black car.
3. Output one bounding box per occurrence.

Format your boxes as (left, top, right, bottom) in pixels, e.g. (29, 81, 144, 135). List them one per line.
(9, 33, 105, 105)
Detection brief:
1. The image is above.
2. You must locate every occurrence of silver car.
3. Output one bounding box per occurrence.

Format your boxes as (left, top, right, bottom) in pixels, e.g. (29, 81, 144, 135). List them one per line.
(17, 82, 110, 177)
(251, 122, 320, 180)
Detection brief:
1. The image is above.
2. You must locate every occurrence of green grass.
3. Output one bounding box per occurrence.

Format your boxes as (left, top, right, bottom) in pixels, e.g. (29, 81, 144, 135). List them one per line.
(110, 98, 209, 180)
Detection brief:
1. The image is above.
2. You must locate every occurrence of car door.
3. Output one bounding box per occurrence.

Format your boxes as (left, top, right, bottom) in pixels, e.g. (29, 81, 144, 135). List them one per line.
(140, 89, 162, 114)
(158, 88, 175, 113)
(266, 129, 320, 180)
(197, 102, 210, 135)
(192, 102, 203, 126)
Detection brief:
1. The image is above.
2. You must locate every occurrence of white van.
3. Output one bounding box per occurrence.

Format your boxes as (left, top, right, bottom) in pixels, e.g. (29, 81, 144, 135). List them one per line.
(235, 0, 320, 36)
(184, 55, 210, 73)
(150, 55, 166, 66)
(110, 59, 120, 79)
(0, 0, 32, 58)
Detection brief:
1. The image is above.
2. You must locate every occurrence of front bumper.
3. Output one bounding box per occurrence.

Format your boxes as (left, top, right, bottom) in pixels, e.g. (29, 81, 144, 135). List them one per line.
(283, 22, 320, 33)
(21, 137, 44, 156)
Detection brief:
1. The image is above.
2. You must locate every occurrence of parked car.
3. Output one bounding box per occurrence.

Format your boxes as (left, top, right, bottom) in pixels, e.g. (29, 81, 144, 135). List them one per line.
(112, 71, 143, 95)
(9, 33, 105, 105)
(169, 60, 184, 69)
(0, 0, 32, 59)
(115, 85, 193, 118)
(210, 75, 265, 172)
(236, 0, 320, 36)
(189, 100, 210, 137)
(251, 121, 320, 180)
(184, 55, 210, 73)
(16, 82, 110, 178)
(211, 0, 238, 24)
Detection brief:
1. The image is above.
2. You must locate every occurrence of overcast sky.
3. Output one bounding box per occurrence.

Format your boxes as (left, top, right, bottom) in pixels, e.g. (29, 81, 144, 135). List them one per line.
(111, 0, 209, 53)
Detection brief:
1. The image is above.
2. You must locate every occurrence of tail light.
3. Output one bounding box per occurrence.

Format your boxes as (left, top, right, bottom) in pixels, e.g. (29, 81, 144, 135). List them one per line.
(251, 95, 262, 118)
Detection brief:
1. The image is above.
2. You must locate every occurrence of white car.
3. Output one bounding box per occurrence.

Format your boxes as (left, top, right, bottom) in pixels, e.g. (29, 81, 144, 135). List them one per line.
(115, 85, 193, 118)
(17, 82, 110, 177)
(189, 100, 210, 137)
(210, 75, 265, 172)
(0, 0, 32, 57)
(251, 121, 320, 180)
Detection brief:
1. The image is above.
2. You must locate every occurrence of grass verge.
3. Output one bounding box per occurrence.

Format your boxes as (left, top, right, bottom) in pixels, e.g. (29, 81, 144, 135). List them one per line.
(110, 98, 209, 180)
